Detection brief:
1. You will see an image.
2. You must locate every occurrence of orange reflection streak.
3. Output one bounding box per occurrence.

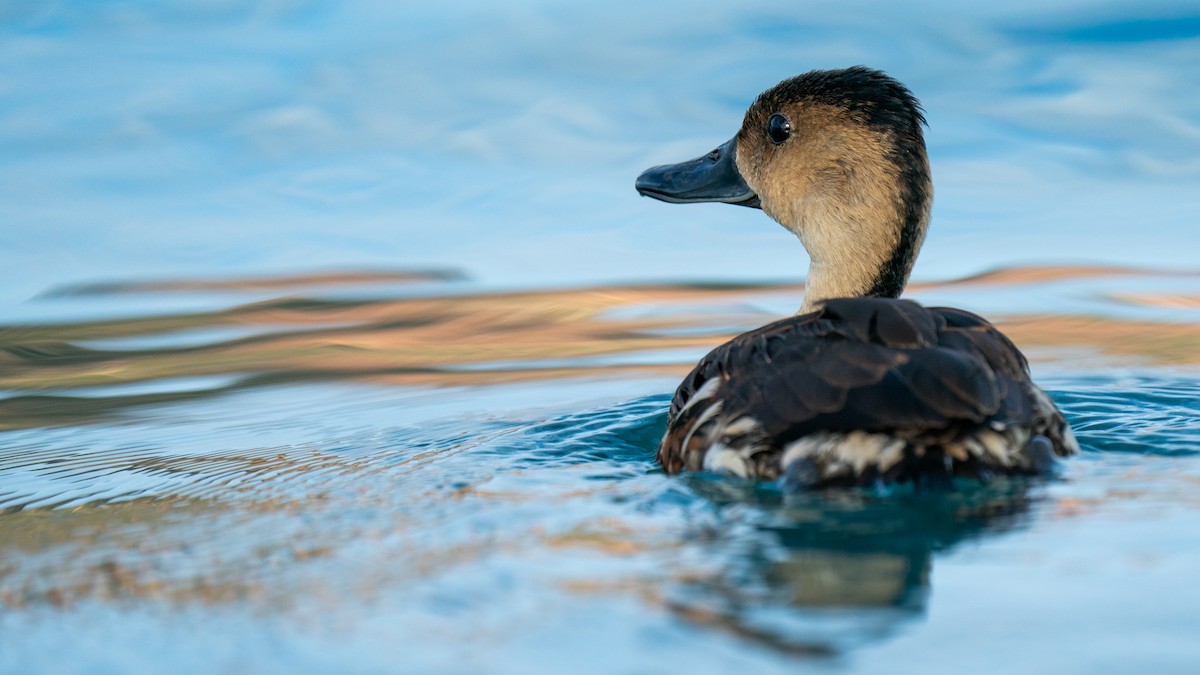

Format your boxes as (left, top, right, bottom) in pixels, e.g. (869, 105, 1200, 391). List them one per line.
(1, 265, 1196, 430)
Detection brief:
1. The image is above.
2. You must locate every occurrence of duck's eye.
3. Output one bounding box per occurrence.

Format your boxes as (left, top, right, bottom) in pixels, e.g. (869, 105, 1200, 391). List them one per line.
(767, 113, 792, 145)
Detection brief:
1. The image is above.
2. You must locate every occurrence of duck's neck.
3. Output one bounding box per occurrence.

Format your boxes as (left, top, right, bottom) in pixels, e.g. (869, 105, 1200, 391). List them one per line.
(798, 205, 929, 312)
(794, 157, 932, 313)
(801, 260, 883, 312)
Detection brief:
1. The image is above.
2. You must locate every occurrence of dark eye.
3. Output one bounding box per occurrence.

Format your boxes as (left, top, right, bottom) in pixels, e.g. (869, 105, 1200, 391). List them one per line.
(767, 113, 792, 145)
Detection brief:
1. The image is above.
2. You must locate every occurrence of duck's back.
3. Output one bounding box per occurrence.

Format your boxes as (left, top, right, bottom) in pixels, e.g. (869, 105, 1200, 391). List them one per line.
(659, 297, 1077, 489)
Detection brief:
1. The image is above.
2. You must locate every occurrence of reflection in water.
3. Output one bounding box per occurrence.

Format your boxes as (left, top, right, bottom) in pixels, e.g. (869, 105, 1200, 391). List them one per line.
(0, 388, 1043, 662)
(668, 479, 1035, 656)
(1, 265, 1197, 431)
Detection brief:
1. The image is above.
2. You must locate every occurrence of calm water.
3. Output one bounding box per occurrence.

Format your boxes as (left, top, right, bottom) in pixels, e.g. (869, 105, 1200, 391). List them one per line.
(2, 2, 1200, 674)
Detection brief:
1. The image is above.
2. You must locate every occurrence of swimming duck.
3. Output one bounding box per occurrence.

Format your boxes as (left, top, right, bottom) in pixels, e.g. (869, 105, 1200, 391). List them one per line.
(635, 67, 1077, 489)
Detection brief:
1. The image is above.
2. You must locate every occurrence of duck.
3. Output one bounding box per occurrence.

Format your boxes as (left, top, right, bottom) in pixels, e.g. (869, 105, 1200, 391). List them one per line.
(635, 66, 1077, 490)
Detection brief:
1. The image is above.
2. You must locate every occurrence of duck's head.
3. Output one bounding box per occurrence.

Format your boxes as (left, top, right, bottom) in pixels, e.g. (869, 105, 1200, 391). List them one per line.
(636, 67, 932, 310)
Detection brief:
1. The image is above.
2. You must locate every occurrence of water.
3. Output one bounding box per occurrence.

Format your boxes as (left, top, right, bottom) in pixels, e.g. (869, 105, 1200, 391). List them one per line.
(2, 2, 1200, 673)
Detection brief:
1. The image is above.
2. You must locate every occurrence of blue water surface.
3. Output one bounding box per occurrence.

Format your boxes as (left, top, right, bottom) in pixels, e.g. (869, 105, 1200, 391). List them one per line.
(1, 1, 1199, 673)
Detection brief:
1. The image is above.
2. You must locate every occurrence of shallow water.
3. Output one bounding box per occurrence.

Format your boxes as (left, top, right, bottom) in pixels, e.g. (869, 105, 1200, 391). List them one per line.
(3, 2, 1200, 673)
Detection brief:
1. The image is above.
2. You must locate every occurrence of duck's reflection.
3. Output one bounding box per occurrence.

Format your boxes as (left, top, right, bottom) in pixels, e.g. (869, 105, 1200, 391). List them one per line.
(669, 478, 1036, 656)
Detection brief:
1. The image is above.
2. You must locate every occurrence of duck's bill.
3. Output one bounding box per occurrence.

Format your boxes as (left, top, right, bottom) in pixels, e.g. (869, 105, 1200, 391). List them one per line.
(635, 137, 761, 208)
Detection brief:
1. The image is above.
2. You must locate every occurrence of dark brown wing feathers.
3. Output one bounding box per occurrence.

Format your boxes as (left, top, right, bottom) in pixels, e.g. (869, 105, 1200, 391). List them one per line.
(659, 297, 1076, 483)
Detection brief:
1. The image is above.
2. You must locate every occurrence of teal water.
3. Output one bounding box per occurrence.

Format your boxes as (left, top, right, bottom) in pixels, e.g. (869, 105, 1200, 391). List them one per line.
(1, 363, 1197, 673)
(2, 1, 1200, 673)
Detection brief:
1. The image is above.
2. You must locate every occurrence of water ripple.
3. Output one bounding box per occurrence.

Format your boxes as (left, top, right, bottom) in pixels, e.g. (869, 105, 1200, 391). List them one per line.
(1051, 374, 1200, 456)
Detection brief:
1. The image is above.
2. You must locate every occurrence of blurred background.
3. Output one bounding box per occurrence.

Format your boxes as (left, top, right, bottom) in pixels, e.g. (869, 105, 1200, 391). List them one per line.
(3, 0, 1198, 312)
(1, 2, 1198, 673)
